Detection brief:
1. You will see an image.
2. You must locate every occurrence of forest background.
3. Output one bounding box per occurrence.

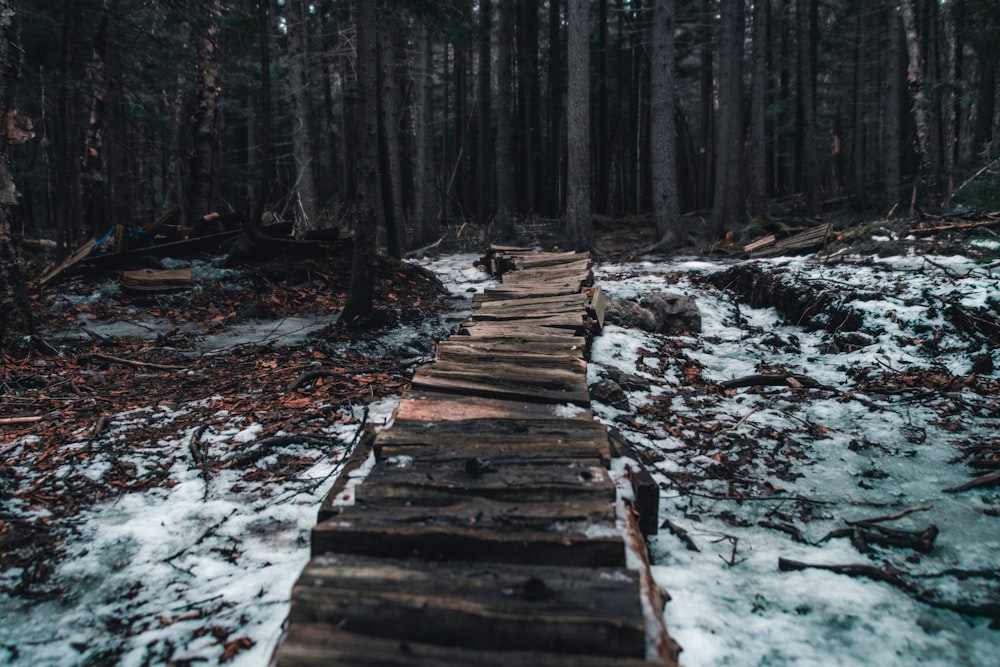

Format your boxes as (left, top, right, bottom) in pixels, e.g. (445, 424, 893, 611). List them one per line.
(0, 0, 998, 327)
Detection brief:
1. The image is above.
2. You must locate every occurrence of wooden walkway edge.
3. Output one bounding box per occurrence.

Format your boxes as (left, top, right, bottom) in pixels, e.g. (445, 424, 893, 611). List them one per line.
(273, 247, 680, 666)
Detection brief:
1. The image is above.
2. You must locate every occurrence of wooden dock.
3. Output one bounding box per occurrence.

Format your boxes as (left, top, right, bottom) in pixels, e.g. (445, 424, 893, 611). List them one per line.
(273, 248, 679, 666)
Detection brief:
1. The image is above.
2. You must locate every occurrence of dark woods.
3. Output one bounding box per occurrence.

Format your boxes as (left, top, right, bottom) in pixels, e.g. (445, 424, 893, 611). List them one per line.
(0, 0, 998, 259)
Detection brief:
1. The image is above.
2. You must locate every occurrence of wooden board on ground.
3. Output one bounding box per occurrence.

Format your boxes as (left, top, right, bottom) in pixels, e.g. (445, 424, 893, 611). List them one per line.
(436, 338, 586, 359)
(120, 268, 193, 293)
(313, 496, 624, 566)
(276, 624, 658, 667)
(287, 555, 645, 658)
(411, 359, 590, 406)
(393, 391, 594, 422)
(358, 457, 614, 504)
(459, 321, 589, 339)
(591, 285, 608, 330)
(433, 346, 585, 371)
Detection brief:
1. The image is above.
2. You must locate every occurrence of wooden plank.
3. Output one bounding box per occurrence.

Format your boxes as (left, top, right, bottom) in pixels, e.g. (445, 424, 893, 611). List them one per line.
(276, 624, 657, 667)
(468, 311, 586, 329)
(317, 431, 376, 522)
(504, 257, 591, 276)
(472, 292, 588, 309)
(436, 338, 586, 359)
(515, 251, 588, 268)
(434, 346, 585, 371)
(376, 416, 610, 454)
(411, 359, 590, 406)
(120, 267, 192, 293)
(394, 391, 595, 422)
(358, 457, 614, 504)
(287, 555, 645, 658)
(459, 321, 587, 339)
(312, 497, 624, 566)
(591, 285, 607, 330)
(477, 285, 584, 300)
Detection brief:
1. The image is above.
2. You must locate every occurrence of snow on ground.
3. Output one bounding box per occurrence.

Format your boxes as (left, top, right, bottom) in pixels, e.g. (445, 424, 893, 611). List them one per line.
(591, 253, 1000, 667)
(0, 255, 491, 666)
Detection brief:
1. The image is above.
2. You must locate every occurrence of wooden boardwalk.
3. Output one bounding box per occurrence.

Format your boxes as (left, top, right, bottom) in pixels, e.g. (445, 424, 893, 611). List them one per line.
(273, 248, 679, 666)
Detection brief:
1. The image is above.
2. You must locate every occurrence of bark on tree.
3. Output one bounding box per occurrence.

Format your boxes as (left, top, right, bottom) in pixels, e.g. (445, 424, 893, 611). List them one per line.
(650, 0, 680, 245)
(342, 0, 380, 320)
(190, 0, 221, 219)
(80, 0, 113, 239)
(287, 0, 319, 234)
(697, 0, 714, 209)
(748, 0, 769, 218)
(546, 0, 563, 217)
(710, 0, 745, 238)
(378, 25, 403, 257)
(255, 0, 275, 226)
(565, 0, 591, 251)
(413, 22, 437, 244)
(796, 0, 820, 217)
(0, 0, 34, 357)
(476, 1, 493, 226)
(899, 0, 935, 195)
(852, 7, 867, 207)
(494, 0, 515, 241)
(885, 1, 902, 209)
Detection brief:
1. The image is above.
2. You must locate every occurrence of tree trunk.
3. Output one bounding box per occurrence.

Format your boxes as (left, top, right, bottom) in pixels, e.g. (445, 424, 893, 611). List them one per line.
(342, 0, 380, 320)
(885, 1, 902, 209)
(287, 0, 319, 234)
(80, 0, 113, 239)
(697, 0, 714, 210)
(190, 0, 221, 219)
(796, 0, 819, 217)
(852, 7, 867, 207)
(899, 0, 935, 195)
(565, 0, 591, 251)
(0, 0, 34, 357)
(596, 0, 609, 214)
(650, 0, 680, 245)
(748, 0, 769, 218)
(518, 0, 540, 216)
(378, 25, 404, 257)
(413, 22, 437, 244)
(476, 1, 493, 226)
(710, 0, 745, 238)
(494, 0, 515, 240)
(546, 0, 563, 217)
(972, 58, 996, 157)
(255, 0, 275, 225)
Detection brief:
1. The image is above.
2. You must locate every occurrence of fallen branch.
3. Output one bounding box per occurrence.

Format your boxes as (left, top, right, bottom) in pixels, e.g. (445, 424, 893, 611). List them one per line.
(778, 558, 913, 590)
(223, 433, 334, 470)
(78, 353, 188, 371)
(845, 503, 934, 526)
(758, 520, 807, 543)
(719, 373, 828, 391)
(287, 368, 335, 393)
(943, 470, 1000, 493)
(0, 416, 43, 425)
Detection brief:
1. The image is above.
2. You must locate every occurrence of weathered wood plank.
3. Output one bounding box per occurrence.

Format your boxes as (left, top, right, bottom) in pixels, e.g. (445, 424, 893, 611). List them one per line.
(411, 359, 590, 406)
(476, 285, 584, 300)
(317, 430, 376, 522)
(312, 496, 624, 566)
(436, 338, 586, 359)
(459, 321, 588, 339)
(432, 347, 584, 371)
(394, 391, 594, 422)
(469, 311, 586, 330)
(472, 292, 588, 308)
(591, 285, 607, 330)
(287, 555, 645, 658)
(359, 456, 614, 504)
(276, 624, 659, 667)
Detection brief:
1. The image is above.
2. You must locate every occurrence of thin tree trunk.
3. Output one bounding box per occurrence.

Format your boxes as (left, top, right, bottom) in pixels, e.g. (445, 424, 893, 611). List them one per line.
(797, 0, 819, 217)
(884, 1, 902, 209)
(972, 58, 995, 156)
(697, 0, 714, 209)
(518, 0, 539, 216)
(596, 0, 609, 215)
(288, 0, 319, 234)
(565, 0, 591, 251)
(650, 0, 680, 244)
(710, 0, 745, 237)
(899, 0, 935, 195)
(477, 1, 493, 225)
(494, 0, 515, 240)
(852, 6, 866, 207)
(378, 25, 403, 257)
(413, 23, 437, 243)
(748, 0, 769, 217)
(255, 0, 275, 226)
(80, 0, 113, 238)
(343, 0, 380, 320)
(547, 0, 563, 217)
(190, 0, 221, 219)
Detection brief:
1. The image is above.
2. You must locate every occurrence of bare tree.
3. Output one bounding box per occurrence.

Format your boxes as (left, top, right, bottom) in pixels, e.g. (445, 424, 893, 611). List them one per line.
(748, 0, 769, 218)
(494, 0, 515, 240)
(0, 0, 34, 357)
(711, 0, 745, 237)
(287, 0, 319, 234)
(884, 1, 902, 209)
(650, 0, 680, 246)
(342, 0, 380, 320)
(565, 0, 591, 250)
(190, 0, 221, 219)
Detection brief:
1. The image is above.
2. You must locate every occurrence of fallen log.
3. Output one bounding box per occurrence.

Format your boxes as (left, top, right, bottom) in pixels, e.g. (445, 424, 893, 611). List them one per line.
(719, 373, 827, 391)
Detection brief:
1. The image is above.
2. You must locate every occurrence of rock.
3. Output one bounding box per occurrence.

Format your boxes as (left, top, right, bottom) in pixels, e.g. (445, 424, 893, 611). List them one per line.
(640, 292, 702, 335)
(589, 379, 628, 408)
(604, 298, 658, 332)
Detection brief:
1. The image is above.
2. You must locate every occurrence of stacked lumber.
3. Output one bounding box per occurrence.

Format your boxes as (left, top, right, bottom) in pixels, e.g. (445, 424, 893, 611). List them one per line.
(274, 247, 678, 666)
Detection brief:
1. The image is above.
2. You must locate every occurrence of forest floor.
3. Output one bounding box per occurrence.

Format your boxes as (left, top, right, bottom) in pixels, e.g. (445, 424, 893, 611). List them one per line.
(1, 214, 999, 665)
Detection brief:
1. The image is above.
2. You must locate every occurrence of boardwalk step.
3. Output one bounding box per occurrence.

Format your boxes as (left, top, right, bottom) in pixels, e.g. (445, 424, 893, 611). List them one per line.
(277, 625, 658, 666)
(411, 360, 590, 406)
(287, 555, 646, 658)
(312, 496, 624, 566)
(394, 391, 594, 422)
